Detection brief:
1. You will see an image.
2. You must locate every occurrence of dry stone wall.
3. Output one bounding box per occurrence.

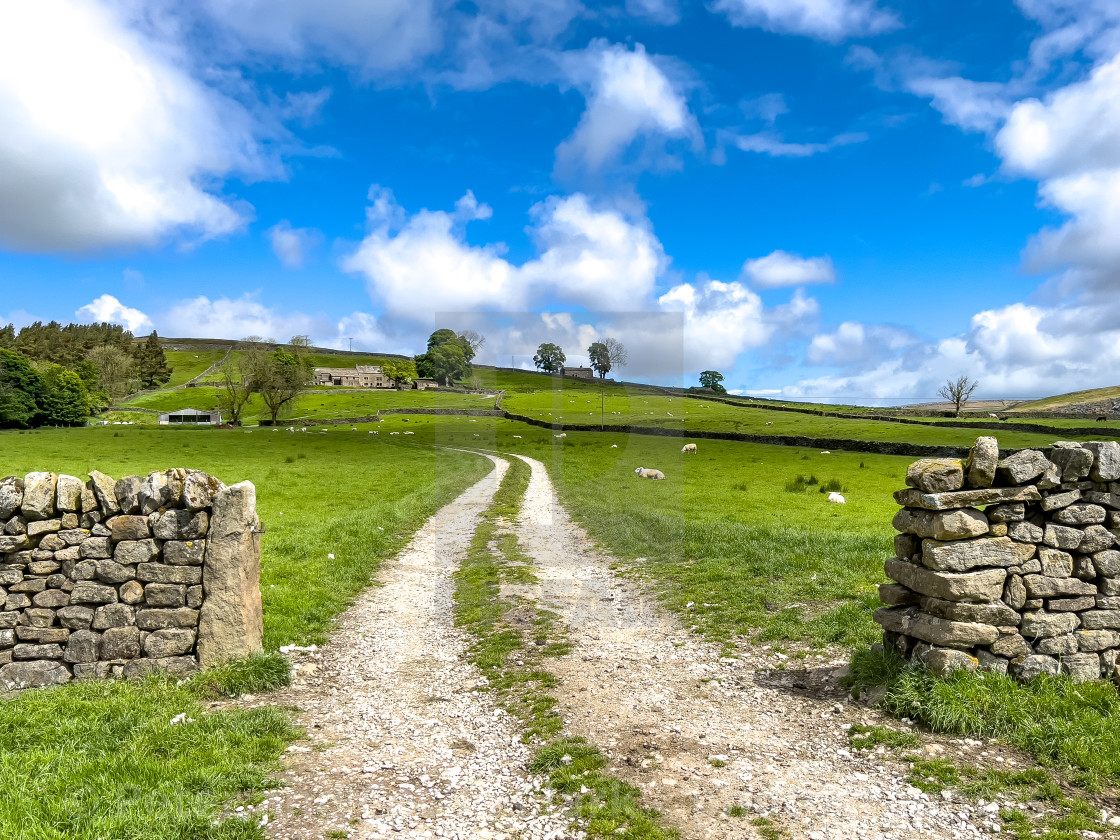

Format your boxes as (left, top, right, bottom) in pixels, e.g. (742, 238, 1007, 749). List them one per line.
(0, 468, 263, 690)
(876, 437, 1120, 683)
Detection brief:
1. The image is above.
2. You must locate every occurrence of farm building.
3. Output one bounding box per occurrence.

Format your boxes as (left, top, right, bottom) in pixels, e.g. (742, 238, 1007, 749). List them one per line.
(414, 379, 440, 390)
(562, 366, 595, 379)
(313, 365, 392, 388)
(158, 408, 222, 426)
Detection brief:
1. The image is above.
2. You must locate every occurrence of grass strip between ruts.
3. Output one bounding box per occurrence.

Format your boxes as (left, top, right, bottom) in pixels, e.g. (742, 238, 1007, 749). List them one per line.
(452, 452, 679, 840)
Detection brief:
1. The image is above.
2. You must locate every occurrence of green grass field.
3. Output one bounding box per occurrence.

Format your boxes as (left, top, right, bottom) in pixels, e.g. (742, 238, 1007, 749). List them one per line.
(163, 349, 230, 387)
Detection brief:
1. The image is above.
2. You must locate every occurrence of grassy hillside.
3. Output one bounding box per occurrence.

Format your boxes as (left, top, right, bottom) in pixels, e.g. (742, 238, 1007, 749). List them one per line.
(1010, 385, 1120, 412)
(163, 348, 228, 386)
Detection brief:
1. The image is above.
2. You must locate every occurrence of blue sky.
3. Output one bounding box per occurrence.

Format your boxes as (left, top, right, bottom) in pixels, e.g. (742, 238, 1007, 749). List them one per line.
(2, 0, 1119, 402)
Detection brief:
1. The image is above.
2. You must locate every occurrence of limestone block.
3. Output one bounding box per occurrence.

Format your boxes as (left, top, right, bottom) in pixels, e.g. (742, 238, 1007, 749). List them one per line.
(894, 534, 920, 559)
(1080, 610, 1120, 630)
(100, 626, 140, 659)
(91, 604, 135, 630)
(1079, 525, 1116, 554)
(151, 509, 208, 541)
(1054, 503, 1107, 525)
(966, 437, 999, 489)
(1023, 575, 1095, 599)
(87, 471, 120, 515)
(976, 649, 1008, 674)
(1041, 489, 1080, 511)
(69, 581, 118, 604)
(114, 539, 159, 565)
(198, 481, 263, 666)
(79, 537, 112, 559)
(921, 647, 978, 676)
(13, 643, 63, 660)
(136, 563, 202, 585)
(143, 628, 195, 658)
(988, 502, 1025, 523)
(1003, 575, 1027, 610)
(136, 608, 200, 631)
(0, 477, 23, 519)
(1076, 629, 1120, 652)
(95, 559, 135, 585)
(875, 608, 999, 648)
(31, 590, 69, 609)
(1048, 595, 1096, 611)
(55, 475, 83, 513)
(1039, 548, 1073, 578)
(1087, 441, 1120, 482)
(1010, 655, 1060, 682)
(1021, 610, 1080, 639)
(1036, 634, 1078, 655)
(63, 630, 101, 663)
(138, 469, 186, 515)
(895, 508, 990, 542)
(183, 471, 226, 510)
(885, 558, 1006, 603)
(1093, 549, 1120, 577)
(144, 583, 186, 608)
(119, 581, 144, 605)
(922, 536, 1017, 572)
(114, 476, 143, 514)
(1049, 443, 1094, 482)
(1084, 491, 1120, 510)
(920, 596, 1020, 627)
(56, 605, 93, 630)
(21, 473, 57, 521)
(1062, 652, 1101, 683)
(0, 660, 71, 689)
(907, 459, 965, 493)
(164, 540, 205, 566)
(900, 486, 1042, 511)
(1043, 523, 1083, 551)
(123, 656, 197, 679)
(0, 535, 29, 554)
(110, 516, 150, 542)
(998, 451, 1051, 485)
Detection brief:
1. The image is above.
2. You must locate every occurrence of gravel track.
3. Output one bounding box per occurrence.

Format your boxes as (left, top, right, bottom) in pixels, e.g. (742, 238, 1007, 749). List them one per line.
(263, 454, 574, 840)
(509, 453, 991, 840)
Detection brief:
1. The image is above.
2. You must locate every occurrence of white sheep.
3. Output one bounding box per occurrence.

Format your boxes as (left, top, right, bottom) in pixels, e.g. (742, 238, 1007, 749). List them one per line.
(988, 413, 999, 419)
(390, 431, 400, 435)
(681, 443, 697, 453)
(512, 435, 522, 439)
(820, 450, 831, 455)
(765, 421, 773, 426)
(610, 444, 617, 448)
(634, 467, 665, 480)
(404, 431, 415, 435)
(554, 433, 567, 439)
(827, 492, 846, 504)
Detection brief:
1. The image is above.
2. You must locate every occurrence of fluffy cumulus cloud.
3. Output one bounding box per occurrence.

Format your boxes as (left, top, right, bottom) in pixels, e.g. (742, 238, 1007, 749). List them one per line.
(741, 250, 836, 288)
(0, 1, 275, 253)
(556, 42, 699, 172)
(267, 221, 322, 269)
(709, 0, 900, 41)
(723, 130, 867, 158)
(76, 295, 153, 334)
(343, 186, 664, 318)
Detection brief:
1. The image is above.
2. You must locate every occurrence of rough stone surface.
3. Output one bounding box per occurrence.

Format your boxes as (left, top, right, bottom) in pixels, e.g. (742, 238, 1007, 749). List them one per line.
(110, 516, 150, 542)
(0, 659, 71, 689)
(1062, 652, 1101, 683)
(966, 436, 999, 488)
(0, 477, 23, 519)
(1053, 503, 1107, 525)
(893, 507, 990, 541)
(143, 628, 195, 658)
(197, 481, 262, 666)
(921, 536, 1017, 572)
(921, 647, 978, 676)
(998, 450, 1051, 485)
(906, 459, 965, 493)
(1043, 523, 1083, 550)
(1087, 441, 1120, 482)
(1023, 574, 1096, 599)
(1010, 655, 1061, 682)
(1049, 443, 1094, 482)
(884, 558, 1006, 603)
(1020, 610, 1080, 639)
(920, 596, 1020, 626)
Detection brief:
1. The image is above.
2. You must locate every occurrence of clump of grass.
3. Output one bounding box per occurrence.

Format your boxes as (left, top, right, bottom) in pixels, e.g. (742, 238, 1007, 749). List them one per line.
(190, 652, 292, 698)
(848, 723, 920, 751)
(530, 738, 678, 839)
(818, 478, 844, 493)
(0, 676, 296, 839)
(731, 481, 748, 491)
(847, 646, 1120, 783)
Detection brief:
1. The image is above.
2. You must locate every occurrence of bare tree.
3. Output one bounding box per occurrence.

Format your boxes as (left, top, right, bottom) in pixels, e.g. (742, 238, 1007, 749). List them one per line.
(938, 376, 980, 417)
(216, 346, 265, 426)
(457, 330, 486, 355)
(602, 337, 628, 371)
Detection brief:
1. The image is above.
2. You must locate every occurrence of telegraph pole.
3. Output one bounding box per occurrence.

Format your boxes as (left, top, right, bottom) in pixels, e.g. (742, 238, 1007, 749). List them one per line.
(601, 390, 604, 431)
(347, 337, 354, 352)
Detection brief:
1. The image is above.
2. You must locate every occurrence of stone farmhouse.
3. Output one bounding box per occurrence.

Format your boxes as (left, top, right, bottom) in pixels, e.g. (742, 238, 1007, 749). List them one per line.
(562, 366, 595, 380)
(313, 365, 392, 388)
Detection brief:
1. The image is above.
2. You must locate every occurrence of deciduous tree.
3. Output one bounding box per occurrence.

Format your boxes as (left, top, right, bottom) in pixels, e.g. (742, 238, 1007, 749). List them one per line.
(699, 370, 726, 393)
(938, 376, 979, 417)
(533, 343, 566, 373)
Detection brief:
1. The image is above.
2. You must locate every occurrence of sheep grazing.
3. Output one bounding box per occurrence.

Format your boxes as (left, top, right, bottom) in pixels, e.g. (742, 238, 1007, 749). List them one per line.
(827, 492, 846, 504)
(512, 435, 522, 439)
(610, 444, 617, 448)
(390, 431, 400, 435)
(404, 431, 415, 435)
(634, 467, 665, 480)
(820, 450, 831, 455)
(554, 433, 567, 439)
(681, 443, 697, 453)
(369, 431, 378, 435)
(765, 421, 773, 426)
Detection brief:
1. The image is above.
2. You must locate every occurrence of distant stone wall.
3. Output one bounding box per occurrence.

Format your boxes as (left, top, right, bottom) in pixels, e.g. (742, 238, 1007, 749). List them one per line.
(876, 437, 1120, 683)
(0, 469, 263, 690)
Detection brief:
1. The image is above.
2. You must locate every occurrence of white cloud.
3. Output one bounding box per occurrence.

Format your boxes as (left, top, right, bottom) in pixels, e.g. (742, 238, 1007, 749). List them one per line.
(710, 0, 900, 41)
(742, 250, 836, 288)
(76, 295, 153, 334)
(267, 221, 322, 269)
(556, 41, 699, 172)
(0, 1, 274, 253)
(197, 0, 443, 76)
(626, 0, 680, 24)
(160, 295, 336, 343)
(724, 130, 867, 158)
(805, 321, 919, 366)
(342, 186, 665, 318)
(905, 76, 1011, 132)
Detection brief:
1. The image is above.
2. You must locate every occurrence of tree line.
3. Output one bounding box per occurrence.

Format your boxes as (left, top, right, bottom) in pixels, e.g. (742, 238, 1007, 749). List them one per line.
(0, 323, 171, 428)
